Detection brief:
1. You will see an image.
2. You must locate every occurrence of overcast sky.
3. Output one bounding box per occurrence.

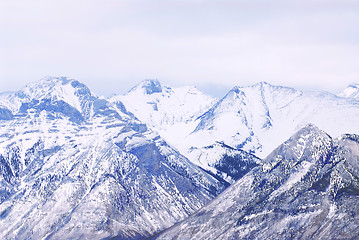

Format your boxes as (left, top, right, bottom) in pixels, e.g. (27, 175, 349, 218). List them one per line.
(1, 0, 359, 97)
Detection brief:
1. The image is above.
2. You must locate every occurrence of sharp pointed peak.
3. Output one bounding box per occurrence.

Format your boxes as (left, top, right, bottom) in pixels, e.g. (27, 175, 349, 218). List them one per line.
(298, 123, 321, 132)
(289, 123, 331, 144)
(130, 79, 163, 95)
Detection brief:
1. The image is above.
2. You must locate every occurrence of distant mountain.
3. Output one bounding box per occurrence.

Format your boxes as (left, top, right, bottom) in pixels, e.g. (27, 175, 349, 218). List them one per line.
(111, 79, 216, 133)
(0, 77, 228, 239)
(191, 82, 359, 158)
(154, 124, 359, 240)
(115, 80, 359, 185)
(113, 80, 263, 183)
(338, 83, 359, 99)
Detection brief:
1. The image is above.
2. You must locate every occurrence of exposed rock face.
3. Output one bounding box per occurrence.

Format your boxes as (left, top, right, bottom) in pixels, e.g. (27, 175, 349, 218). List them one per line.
(0, 77, 227, 240)
(118, 81, 359, 164)
(186, 141, 260, 184)
(154, 125, 359, 240)
(3, 77, 359, 240)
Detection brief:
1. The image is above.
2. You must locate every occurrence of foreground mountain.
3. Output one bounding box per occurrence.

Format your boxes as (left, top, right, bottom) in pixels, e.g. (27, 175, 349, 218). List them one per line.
(154, 124, 359, 240)
(0, 77, 227, 239)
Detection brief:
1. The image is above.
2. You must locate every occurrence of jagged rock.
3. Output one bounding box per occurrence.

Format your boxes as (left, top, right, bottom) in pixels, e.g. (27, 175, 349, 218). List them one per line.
(0, 77, 228, 239)
(154, 125, 359, 240)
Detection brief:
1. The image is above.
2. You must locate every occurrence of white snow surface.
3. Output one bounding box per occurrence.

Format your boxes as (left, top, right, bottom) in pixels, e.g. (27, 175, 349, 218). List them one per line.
(192, 82, 359, 158)
(110, 79, 217, 155)
(0, 77, 225, 239)
(154, 125, 359, 240)
(118, 81, 359, 159)
(339, 84, 359, 99)
(2, 77, 359, 239)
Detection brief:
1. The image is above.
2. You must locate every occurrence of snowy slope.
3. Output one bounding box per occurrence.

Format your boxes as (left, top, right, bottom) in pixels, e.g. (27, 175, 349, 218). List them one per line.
(113, 80, 265, 183)
(0, 77, 227, 239)
(111, 80, 217, 152)
(190, 82, 359, 158)
(154, 125, 359, 240)
(338, 83, 359, 99)
(111, 80, 217, 129)
(119, 81, 359, 161)
(187, 142, 260, 184)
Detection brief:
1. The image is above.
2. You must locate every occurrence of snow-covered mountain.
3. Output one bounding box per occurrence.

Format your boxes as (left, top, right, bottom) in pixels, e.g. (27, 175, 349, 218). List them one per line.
(122, 81, 359, 160)
(2, 77, 359, 239)
(339, 83, 359, 99)
(0, 77, 228, 239)
(154, 124, 359, 240)
(113, 80, 263, 183)
(111, 79, 217, 128)
(110, 80, 217, 152)
(186, 142, 260, 184)
(191, 82, 359, 158)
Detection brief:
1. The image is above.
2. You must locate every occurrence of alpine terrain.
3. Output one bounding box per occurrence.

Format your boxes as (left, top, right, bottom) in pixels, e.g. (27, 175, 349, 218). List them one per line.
(0, 77, 229, 239)
(119, 81, 359, 160)
(339, 83, 359, 99)
(112, 79, 261, 183)
(1, 77, 359, 240)
(154, 124, 359, 240)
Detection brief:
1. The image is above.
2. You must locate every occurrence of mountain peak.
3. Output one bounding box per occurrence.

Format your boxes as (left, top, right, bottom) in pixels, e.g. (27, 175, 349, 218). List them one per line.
(339, 83, 359, 98)
(264, 123, 331, 167)
(130, 79, 163, 95)
(39, 75, 72, 83)
(20, 76, 93, 100)
(24, 76, 83, 91)
(229, 82, 274, 95)
(2, 76, 100, 119)
(26, 76, 74, 89)
(155, 126, 359, 240)
(296, 123, 321, 133)
(284, 123, 330, 147)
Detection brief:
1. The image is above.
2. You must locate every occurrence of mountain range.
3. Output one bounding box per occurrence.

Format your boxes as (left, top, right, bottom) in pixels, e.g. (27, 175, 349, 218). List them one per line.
(0, 77, 227, 239)
(117, 80, 359, 160)
(153, 124, 359, 239)
(0, 76, 359, 239)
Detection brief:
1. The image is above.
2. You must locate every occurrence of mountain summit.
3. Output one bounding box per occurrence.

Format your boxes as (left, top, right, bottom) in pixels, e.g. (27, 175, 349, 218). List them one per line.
(154, 124, 359, 240)
(116, 80, 359, 181)
(186, 82, 359, 157)
(339, 83, 359, 99)
(129, 79, 163, 95)
(0, 77, 227, 239)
